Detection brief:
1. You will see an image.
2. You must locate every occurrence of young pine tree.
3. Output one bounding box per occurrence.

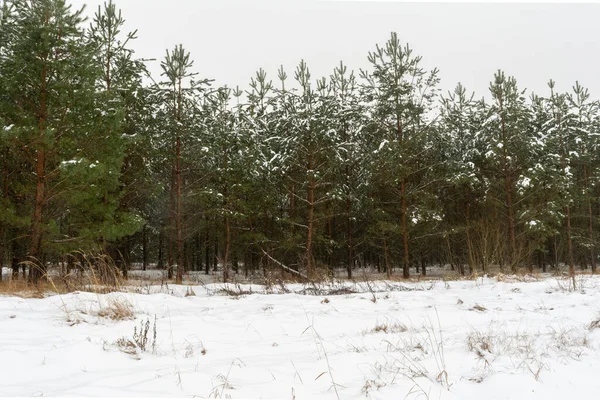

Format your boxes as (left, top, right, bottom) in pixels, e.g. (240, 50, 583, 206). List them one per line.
(361, 32, 440, 278)
(2, 0, 123, 282)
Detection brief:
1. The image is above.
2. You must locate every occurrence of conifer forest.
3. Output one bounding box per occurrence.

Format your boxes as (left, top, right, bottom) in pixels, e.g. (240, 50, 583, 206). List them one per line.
(2, 0, 600, 285)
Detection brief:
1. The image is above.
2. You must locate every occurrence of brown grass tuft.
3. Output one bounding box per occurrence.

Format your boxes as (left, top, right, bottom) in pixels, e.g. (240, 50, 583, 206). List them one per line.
(96, 297, 135, 320)
(367, 322, 408, 335)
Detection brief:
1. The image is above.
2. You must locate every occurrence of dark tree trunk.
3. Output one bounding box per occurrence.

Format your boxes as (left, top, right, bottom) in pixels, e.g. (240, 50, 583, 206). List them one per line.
(223, 185, 230, 283)
(499, 94, 517, 272)
(213, 228, 218, 272)
(384, 236, 391, 279)
(584, 166, 596, 274)
(175, 136, 183, 284)
(401, 179, 410, 279)
(11, 236, 21, 280)
(306, 153, 315, 278)
(142, 225, 148, 271)
(0, 147, 8, 281)
(29, 62, 49, 285)
(168, 168, 175, 280)
(205, 235, 210, 275)
(465, 201, 474, 275)
(193, 231, 200, 272)
(346, 195, 353, 279)
(157, 230, 164, 270)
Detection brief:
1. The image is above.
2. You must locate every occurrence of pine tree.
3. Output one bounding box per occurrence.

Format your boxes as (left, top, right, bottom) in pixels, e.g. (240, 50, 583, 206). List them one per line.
(88, 0, 150, 275)
(361, 32, 440, 278)
(0, 0, 13, 276)
(567, 82, 599, 274)
(330, 61, 366, 278)
(439, 83, 486, 274)
(155, 45, 210, 283)
(271, 61, 344, 277)
(481, 71, 533, 271)
(2, 0, 124, 282)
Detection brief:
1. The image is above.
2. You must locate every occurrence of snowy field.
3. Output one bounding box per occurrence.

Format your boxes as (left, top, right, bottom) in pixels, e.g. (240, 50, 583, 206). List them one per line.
(2, 275, 600, 399)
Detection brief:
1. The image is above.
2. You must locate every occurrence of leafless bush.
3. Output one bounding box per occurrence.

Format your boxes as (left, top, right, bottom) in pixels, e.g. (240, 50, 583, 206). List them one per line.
(133, 316, 157, 353)
(111, 316, 157, 358)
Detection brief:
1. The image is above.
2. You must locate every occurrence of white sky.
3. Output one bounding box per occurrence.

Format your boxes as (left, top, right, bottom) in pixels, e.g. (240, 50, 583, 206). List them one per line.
(68, 0, 600, 100)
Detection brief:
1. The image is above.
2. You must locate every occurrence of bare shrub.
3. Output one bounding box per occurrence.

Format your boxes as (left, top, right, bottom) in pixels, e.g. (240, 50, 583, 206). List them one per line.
(133, 316, 157, 353)
(111, 316, 157, 357)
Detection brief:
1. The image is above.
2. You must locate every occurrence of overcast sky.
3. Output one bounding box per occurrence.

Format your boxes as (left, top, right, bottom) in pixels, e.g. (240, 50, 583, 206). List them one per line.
(68, 0, 600, 100)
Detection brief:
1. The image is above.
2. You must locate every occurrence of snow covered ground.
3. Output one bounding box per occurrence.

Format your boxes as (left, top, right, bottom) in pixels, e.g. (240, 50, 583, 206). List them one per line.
(2, 275, 600, 399)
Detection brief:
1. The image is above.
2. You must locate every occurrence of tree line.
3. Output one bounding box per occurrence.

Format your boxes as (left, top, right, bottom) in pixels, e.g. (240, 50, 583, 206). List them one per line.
(1, 0, 599, 284)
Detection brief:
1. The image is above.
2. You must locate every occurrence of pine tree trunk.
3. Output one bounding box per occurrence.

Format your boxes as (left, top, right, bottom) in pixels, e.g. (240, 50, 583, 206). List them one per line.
(244, 251, 249, 278)
(205, 216, 210, 275)
(584, 166, 597, 274)
(306, 154, 315, 278)
(505, 168, 517, 271)
(558, 118, 576, 281)
(205, 232, 210, 275)
(290, 183, 295, 235)
(173, 72, 184, 284)
(157, 230, 164, 270)
(346, 194, 353, 279)
(195, 231, 201, 272)
(465, 202, 474, 275)
(0, 147, 8, 281)
(213, 228, 218, 272)
(499, 95, 517, 272)
(142, 225, 148, 271)
(168, 169, 175, 280)
(401, 178, 410, 279)
(11, 235, 20, 279)
(223, 211, 231, 283)
(29, 60, 49, 285)
(565, 204, 575, 274)
(175, 135, 183, 284)
(384, 236, 391, 279)
(327, 212, 333, 271)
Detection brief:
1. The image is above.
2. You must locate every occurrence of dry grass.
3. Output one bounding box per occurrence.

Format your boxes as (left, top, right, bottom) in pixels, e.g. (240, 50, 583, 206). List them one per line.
(466, 323, 590, 381)
(470, 304, 488, 312)
(0, 279, 58, 298)
(96, 296, 135, 320)
(114, 337, 138, 356)
(0, 251, 125, 298)
(366, 322, 408, 335)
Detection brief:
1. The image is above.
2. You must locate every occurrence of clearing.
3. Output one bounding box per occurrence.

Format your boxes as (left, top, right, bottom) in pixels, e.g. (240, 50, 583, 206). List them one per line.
(1, 275, 600, 399)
